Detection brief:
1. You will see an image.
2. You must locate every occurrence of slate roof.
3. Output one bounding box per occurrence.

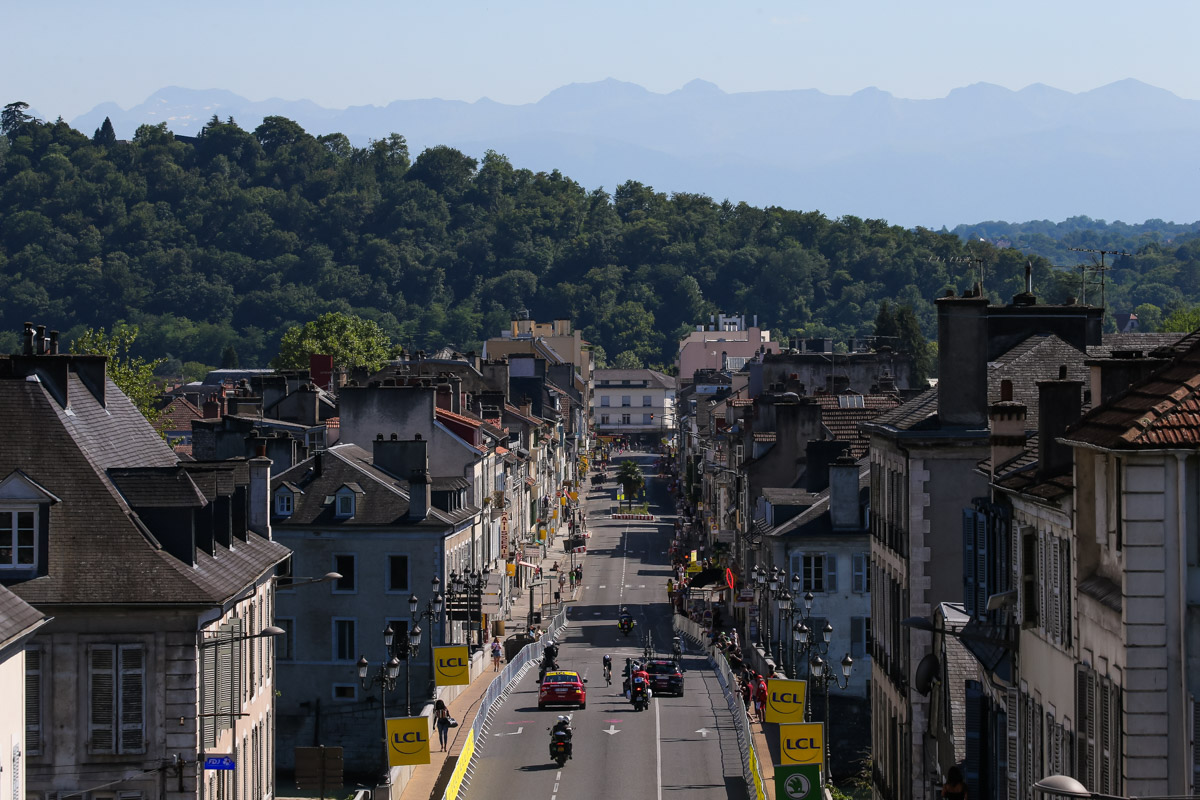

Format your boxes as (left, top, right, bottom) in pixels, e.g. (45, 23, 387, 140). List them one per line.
(108, 467, 208, 508)
(821, 407, 888, 459)
(271, 444, 457, 530)
(768, 461, 870, 538)
(812, 393, 901, 411)
(0, 584, 47, 651)
(0, 364, 287, 606)
(1062, 329, 1200, 449)
(594, 369, 676, 390)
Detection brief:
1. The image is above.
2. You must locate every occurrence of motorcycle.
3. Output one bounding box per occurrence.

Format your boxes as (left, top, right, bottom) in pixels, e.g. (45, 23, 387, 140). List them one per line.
(538, 655, 559, 683)
(618, 618, 635, 636)
(631, 686, 649, 711)
(549, 726, 572, 766)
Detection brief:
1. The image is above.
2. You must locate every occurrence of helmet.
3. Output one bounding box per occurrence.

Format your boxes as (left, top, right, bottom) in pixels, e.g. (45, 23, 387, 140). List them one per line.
(558, 715, 570, 722)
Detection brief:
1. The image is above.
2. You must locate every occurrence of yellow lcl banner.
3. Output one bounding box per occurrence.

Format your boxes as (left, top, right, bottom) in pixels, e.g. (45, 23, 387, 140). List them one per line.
(386, 716, 430, 766)
(779, 722, 824, 765)
(763, 678, 807, 724)
(434, 645, 471, 686)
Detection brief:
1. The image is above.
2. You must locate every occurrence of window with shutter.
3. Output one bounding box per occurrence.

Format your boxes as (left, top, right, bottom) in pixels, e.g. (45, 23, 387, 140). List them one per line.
(119, 645, 145, 754)
(1074, 666, 1090, 787)
(1099, 676, 1112, 793)
(201, 643, 216, 748)
(975, 513, 988, 618)
(965, 681, 983, 788)
(89, 645, 116, 754)
(851, 617, 865, 658)
(825, 554, 837, 592)
(1022, 527, 1038, 628)
(25, 645, 42, 755)
(963, 510, 978, 615)
(1192, 699, 1200, 796)
(1050, 539, 1061, 644)
(1006, 686, 1020, 800)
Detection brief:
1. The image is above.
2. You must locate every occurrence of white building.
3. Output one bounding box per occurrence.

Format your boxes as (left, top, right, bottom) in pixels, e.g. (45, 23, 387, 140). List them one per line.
(0, 586, 48, 800)
(592, 369, 676, 444)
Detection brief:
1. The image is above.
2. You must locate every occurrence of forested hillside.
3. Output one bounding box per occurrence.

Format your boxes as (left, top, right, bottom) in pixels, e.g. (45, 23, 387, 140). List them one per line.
(3, 105, 1200, 372)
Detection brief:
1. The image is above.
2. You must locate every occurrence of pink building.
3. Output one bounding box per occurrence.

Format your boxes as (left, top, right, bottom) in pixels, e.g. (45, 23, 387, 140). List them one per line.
(677, 313, 781, 385)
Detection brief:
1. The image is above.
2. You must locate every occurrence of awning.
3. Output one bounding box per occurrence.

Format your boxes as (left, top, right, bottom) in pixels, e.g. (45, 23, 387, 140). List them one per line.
(518, 560, 539, 568)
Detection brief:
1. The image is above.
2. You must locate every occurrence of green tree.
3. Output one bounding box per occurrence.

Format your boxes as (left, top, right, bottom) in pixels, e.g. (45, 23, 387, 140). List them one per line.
(1131, 303, 1163, 333)
(221, 344, 240, 368)
(612, 350, 642, 369)
(92, 116, 117, 148)
(274, 312, 392, 372)
(616, 460, 645, 509)
(1, 101, 34, 136)
(1161, 304, 1200, 333)
(70, 325, 164, 424)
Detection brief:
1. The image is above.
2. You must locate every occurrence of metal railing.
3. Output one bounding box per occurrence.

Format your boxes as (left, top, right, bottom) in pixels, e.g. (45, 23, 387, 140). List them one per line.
(441, 604, 570, 800)
(674, 614, 766, 799)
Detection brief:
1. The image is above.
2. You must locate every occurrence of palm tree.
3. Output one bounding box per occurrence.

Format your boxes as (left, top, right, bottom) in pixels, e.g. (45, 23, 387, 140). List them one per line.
(616, 460, 645, 509)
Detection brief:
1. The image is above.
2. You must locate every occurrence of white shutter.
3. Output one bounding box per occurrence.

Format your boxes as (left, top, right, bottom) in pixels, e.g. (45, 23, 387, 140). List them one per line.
(1006, 686, 1020, 800)
(25, 646, 41, 755)
(1050, 539, 1061, 644)
(119, 645, 146, 753)
(1038, 532, 1047, 635)
(202, 644, 217, 748)
(88, 645, 116, 754)
(1099, 676, 1112, 793)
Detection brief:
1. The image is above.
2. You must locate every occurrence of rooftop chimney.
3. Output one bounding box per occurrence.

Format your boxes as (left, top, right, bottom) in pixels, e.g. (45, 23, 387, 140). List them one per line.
(989, 379, 1027, 479)
(1038, 366, 1083, 478)
(828, 455, 860, 530)
(936, 293, 989, 428)
(248, 445, 273, 539)
(408, 469, 432, 521)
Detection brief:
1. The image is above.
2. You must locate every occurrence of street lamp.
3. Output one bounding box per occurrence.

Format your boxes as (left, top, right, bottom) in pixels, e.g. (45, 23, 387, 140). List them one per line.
(1030, 774, 1191, 800)
(447, 569, 489, 650)
(410, 576, 444, 697)
(809, 652, 854, 782)
(357, 626, 404, 785)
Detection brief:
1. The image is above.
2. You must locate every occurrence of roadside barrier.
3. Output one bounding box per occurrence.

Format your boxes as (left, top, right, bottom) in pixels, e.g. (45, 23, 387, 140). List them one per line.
(441, 604, 570, 800)
(674, 614, 766, 800)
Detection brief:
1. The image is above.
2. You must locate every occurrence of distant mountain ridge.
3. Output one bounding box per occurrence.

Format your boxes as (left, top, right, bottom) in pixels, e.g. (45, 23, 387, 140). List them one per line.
(69, 79, 1200, 228)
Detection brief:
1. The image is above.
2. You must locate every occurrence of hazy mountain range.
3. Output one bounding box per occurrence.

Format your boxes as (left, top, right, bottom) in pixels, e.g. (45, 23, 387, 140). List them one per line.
(64, 79, 1200, 229)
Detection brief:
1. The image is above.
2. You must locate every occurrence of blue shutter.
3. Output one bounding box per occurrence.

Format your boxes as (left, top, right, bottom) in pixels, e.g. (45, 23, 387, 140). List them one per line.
(965, 680, 983, 789)
(963, 509, 978, 614)
(976, 513, 989, 618)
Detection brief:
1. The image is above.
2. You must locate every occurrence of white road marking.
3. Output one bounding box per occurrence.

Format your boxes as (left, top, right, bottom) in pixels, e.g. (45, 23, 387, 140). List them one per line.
(598, 585, 606, 589)
(602, 724, 620, 735)
(696, 728, 709, 737)
(497, 727, 523, 736)
(655, 689, 663, 800)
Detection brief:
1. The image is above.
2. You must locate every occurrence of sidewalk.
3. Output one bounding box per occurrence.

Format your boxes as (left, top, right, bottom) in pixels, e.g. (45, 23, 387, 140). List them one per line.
(399, 518, 589, 800)
(750, 717, 778, 800)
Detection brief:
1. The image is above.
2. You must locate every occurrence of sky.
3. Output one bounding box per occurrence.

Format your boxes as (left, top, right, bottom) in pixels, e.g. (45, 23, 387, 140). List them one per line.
(7, 0, 1200, 121)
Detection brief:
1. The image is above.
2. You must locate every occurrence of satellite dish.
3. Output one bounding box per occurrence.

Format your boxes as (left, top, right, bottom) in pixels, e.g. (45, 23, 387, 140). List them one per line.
(914, 653, 940, 696)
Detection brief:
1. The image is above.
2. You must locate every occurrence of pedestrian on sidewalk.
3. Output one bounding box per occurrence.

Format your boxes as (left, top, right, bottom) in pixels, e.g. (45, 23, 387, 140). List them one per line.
(568, 570, 576, 592)
(491, 637, 503, 671)
(574, 565, 582, 585)
(433, 699, 451, 751)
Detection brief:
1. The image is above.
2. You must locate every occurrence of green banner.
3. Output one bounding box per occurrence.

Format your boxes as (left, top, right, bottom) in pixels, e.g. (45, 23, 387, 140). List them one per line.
(775, 764, 821, 800)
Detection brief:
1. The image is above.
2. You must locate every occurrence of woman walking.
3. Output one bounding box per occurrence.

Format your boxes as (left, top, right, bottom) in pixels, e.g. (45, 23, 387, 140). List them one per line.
(433, 699, 451, 751)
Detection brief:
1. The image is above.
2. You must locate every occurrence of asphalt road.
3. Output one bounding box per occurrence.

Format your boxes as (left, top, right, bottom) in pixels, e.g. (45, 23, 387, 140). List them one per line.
(466, 452, 747, 800)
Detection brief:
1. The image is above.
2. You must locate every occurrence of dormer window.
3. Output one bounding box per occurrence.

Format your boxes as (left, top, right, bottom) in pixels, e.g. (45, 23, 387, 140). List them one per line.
(274, 482, 302, 518)
(0, 470, 58, 574)
(0, 509, 35, 568)
(334, 484, 364, 519)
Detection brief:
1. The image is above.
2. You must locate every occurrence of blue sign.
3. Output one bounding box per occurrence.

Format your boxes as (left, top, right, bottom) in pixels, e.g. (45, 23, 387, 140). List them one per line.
(204, 755, 235, 770)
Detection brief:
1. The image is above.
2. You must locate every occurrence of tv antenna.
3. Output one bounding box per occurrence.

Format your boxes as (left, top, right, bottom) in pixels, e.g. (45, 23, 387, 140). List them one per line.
(1067, 247, 1129, 307)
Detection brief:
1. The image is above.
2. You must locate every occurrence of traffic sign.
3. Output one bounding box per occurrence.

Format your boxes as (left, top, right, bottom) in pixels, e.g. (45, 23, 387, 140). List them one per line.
(775, 764, 821, 800)
(203, 754, 235, 770)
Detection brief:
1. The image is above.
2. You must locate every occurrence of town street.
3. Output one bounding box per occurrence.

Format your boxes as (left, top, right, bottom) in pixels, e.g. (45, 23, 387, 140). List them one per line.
(466, 452, 748, 800)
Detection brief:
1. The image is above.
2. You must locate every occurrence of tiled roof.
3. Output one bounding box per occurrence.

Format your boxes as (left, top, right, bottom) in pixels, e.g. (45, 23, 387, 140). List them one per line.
(752, 431, 776, 443)
(1063, 330, 1200, 449)
(863, 387, 940, 432)
(594, 369, 676, 390)
(436, 407, 483, 428)
(0, 584, 47, 650)
(821, 408, 883, 459)
(155, 395, 204, 432)
(812, 393, 901, 411)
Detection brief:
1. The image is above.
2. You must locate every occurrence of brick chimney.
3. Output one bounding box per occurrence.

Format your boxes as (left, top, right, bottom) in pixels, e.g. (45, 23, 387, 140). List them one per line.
(248, 441, 273, 539)
(936, 292, 990, 428)
(989, 379, 1027, 479)
(408, 468, 432, 521)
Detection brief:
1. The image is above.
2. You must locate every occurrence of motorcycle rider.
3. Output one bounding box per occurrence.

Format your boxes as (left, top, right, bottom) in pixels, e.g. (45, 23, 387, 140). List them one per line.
(539, 639, 559, 682)
(618, 607, 635, 633)
(550, 714, 573, 759)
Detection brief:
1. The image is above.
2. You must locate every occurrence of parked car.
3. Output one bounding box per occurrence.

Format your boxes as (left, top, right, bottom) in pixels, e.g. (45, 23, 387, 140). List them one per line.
(644, 659, 684, 696)
(539, 670, 587, 709)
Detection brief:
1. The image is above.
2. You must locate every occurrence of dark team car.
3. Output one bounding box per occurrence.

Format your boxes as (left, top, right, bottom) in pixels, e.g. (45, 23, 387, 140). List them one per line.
(645, 659, 684, 696)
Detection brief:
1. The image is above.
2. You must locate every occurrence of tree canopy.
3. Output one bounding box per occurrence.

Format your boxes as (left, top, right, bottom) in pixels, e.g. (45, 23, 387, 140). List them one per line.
(70, 324, 163, 423)
(3, 109, 1199, 376)
(274, 312, 393, 372)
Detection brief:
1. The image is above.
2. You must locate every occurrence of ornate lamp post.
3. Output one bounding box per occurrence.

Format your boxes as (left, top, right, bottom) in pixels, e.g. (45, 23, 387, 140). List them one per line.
(410, 576, 444, 696)
(357, 628, 403, 785)
(809, 652, 853, 781)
